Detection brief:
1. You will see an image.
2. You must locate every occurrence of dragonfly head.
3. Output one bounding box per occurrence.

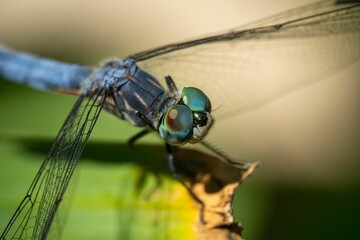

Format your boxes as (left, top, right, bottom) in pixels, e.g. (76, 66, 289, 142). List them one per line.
(159, 87, 213, 146)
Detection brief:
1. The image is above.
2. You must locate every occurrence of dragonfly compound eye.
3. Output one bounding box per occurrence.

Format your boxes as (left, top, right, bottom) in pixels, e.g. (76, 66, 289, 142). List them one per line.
(181, 87, 211, 116)
(159, 105, 193, 146)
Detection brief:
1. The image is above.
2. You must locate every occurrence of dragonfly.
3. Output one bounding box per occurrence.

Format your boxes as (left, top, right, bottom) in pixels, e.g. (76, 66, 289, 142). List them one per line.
(0, 0, 359, 239)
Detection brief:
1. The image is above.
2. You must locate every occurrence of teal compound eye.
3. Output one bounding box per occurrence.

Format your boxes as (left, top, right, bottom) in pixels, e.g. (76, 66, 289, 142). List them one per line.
(181, 87, 211, 121)
(159, 104, 193, 146)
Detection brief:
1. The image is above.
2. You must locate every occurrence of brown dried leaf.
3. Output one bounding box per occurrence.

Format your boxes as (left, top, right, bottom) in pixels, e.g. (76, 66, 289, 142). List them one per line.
(173, 147, 259, 240)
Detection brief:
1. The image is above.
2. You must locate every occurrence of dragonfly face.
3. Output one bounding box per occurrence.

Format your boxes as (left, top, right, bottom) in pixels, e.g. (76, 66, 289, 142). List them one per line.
(159, 86, 213, 145)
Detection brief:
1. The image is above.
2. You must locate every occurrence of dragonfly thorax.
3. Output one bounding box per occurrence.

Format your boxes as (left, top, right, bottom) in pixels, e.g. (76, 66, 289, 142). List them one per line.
(101, 59, 213, 145)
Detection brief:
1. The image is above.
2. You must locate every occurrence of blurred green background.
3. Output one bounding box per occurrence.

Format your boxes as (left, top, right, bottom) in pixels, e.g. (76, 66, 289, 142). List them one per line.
(1, 0, 360, 239)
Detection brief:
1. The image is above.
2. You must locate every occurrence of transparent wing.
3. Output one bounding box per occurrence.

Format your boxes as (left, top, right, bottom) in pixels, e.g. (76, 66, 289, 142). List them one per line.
(0, 83, 107, 240)
(132, 1, 360, 119)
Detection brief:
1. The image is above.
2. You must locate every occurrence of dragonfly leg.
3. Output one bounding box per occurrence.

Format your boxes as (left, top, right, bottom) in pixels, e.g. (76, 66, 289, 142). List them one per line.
(165, 75, 178, 93)
(201, 140, 251, 170)
(165, 143, 206, 224)
(134, 111, 157, 130)
(127, 129, 151, 146)
(127, 129, 162, 198)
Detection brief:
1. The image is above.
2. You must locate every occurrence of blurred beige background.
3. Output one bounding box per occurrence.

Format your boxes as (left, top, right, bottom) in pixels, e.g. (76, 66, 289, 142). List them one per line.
(0, 0, 314, 58)
(0, 0, 359, 185)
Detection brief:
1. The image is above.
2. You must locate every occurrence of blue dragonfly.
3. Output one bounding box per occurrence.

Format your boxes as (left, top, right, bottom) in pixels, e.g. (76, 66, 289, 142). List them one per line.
(0, 0, 359, 239)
